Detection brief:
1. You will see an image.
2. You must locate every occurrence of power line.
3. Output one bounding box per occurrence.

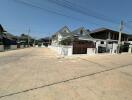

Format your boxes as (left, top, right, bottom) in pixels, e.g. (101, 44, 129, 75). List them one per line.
(13, 0, 120, 30)
(47, 0, 119, 24)
(13, 0, 131, 34)
(13, 0, 90, 23)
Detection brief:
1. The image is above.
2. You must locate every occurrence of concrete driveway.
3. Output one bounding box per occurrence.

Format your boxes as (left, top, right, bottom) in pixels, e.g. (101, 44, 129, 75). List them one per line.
(0, 48, 132, 100)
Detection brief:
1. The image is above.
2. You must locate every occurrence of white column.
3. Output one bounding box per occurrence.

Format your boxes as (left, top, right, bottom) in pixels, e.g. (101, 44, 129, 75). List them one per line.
(129, 45, 132, 53)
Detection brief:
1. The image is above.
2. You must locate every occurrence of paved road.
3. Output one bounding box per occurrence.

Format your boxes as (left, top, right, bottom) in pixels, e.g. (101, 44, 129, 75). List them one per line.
(0, 48, 132, 100)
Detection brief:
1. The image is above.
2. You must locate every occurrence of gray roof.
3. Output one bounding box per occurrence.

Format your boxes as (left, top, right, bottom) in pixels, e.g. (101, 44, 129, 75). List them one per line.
(53, 26, 94, 40)
(90, 27, 128, 35)
(72, 27, 84, 34)
(55, 26, 71, 34)
(52, 26, 72, 38)
(0, 32, 17, 40)
(72, 27, 94, 39)
(60, 32, 72, 37)
(90, 27, 107, 34)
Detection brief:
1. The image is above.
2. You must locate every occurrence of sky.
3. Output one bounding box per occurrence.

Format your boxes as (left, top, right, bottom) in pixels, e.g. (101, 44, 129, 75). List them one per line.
(0, 0, 132, 38)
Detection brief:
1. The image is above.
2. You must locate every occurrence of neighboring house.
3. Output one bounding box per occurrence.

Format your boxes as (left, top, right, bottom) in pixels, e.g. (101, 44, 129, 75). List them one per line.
(90, 28, 128, 41)
(18, 34, 34, 47)
(51, 26, 131, 56)
(51, 26, 96, 55)
(0, 24, 18, 51)
(90, 28, 129, 53)
(37, 37, 51, 47)
(0, 24, 6, 33)
(0, 24, 6, 44)
(2, 32, 18, 50)
(0, 24, 35, 51)
(0, 24, 6, 51)
(52, 26, 72, 45)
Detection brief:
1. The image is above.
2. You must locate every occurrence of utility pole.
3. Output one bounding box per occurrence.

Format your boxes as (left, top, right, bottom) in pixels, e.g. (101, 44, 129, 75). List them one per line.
(117, 20, 124, 53)
(27, 28, 30, 47)
(49, 33, 51, 45)
(33, 37, 36, 47)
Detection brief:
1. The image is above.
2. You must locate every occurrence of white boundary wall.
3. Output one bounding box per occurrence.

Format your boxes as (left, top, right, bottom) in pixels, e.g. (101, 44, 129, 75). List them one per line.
(129, 45, 132, 53)
(96, 41, 118, 54)
(49, 45, 73, 56)
(20, 45, 24, 48)
(87, 48, 96, 55)
(112, 43, 118, 54)
(0, 45, 4, 52)
(10, 45, 17, 50)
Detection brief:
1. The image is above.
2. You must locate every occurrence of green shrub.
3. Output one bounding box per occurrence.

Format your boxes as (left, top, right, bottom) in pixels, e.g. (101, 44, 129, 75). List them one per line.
(59, 38, 72, 45)
(0, 41, 3, 45)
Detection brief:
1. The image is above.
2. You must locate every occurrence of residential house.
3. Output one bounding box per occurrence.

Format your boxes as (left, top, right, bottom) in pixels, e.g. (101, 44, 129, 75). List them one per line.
(51, 26, 96, 55)
(0, 24, 18, 51)
(51, 26, 131, 56)
(37, 37, 51, 47)
(90, 28, 129, 53)
(0, 24, 6, 51)
(18, 34, 35, 48)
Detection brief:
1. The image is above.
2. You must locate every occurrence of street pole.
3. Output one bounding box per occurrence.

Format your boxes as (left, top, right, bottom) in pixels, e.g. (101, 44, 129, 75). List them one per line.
(27, 28, 30, 47)
(117, 20, 124, 53)
(49, 33, 51, 45)
(33, 37, 36, 47)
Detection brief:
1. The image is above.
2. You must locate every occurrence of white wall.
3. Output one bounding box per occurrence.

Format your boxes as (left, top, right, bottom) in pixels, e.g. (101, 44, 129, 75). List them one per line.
(62, 46, 73, 56)
(20, 45, 24, 48)
(95, 41, 107, 53)
(49, 45, 73, 56)
(112, 43, 118, 54)
(10, 45, 17, 50)
(129, 45, 132, 53)
(129, 41, 132, 44)
(25, 45, 28, 48)
(41, 44, 46, 48)
(87, 48, 96, 55)
(0, 45, 4, 52)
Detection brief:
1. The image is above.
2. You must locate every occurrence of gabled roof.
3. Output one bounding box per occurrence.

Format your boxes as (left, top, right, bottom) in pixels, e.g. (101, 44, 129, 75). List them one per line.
(2, 32, 17, 40)
(57, 26, 71, 33)
(53, 26, 94, 40)
(72, 27, 93, 39)
(52, 26, 71, 38)
(90, 27, 107, 34)
(0, 24, 6, 32)
(72, 27, 84, 34)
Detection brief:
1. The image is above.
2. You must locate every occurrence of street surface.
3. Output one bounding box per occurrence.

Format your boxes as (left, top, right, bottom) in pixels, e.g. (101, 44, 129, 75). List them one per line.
(0, 48, 132, 100)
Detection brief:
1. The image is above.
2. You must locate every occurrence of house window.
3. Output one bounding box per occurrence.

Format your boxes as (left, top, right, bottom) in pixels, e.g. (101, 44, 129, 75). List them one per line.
(64, 30, 68, 33)
(80, 30, 83, 35)
(101, 41, 104, 44)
